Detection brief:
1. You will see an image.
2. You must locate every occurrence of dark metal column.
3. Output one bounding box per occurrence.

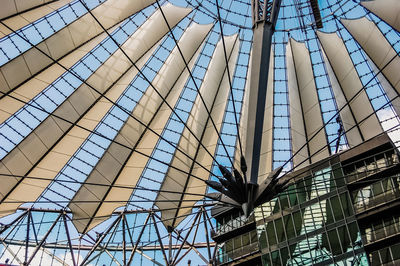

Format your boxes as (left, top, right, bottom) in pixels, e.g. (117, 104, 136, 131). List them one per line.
(246, 0, 282, 184)
(205, 0, 283, 217)
(243, 0, 282, 215)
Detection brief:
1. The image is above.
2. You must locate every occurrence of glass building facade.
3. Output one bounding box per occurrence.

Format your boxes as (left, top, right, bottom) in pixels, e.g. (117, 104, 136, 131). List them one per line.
(213, 133, 400, 265)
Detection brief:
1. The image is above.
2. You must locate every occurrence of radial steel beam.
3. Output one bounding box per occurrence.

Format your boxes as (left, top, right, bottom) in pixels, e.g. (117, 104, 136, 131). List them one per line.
(122, 214, 127, 265)
(168, 229, 173, 265)
(40, 247, 70, 266)
(0, 238, 216, 251)
(126, 213, 151, 265)
(26, 213, 62, 265)
(172, 212, 202, 265)
(23, 211, 31, 265)
(202, 209, 212, 262)
(135, 248, 164, 266)
(80, 215, 122, 265)
(63, 213, 77, 266)
(1, 239, 23, 265)
(1, 209, 214, 264)
(151, 214, 169, 265)
(172, 219, 209, 265)
(0, 211, 27, 235)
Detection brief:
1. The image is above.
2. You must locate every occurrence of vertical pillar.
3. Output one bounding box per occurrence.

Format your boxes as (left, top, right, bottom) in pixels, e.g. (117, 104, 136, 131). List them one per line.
(244, 0, 281, 210)
(246, 22, 275, 185)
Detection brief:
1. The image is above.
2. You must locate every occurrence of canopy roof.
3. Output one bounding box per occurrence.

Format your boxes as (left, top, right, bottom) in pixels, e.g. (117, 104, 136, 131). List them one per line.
(0, 0, 399, 264)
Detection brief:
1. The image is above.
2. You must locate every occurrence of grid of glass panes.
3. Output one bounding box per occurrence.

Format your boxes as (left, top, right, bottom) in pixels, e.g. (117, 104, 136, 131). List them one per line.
(272, 32, 292, 170)
(361, 214, 400, 245)
(255, 165, 364, 265)
(343, 148, 399, 184)
(216, 230, 259, 264)
(258, 197, 360, 264)
(352, 174, 400, 214)
(261, 220, 364, 266)
(0, 0, 106, 66)
(369, 242, 400, 266)
(215, 211, 251, 235)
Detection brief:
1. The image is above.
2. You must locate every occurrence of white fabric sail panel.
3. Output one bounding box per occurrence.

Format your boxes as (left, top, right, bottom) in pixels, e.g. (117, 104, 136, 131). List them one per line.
(0, 31, 110, 124)
(0, 0, 55, 19)
(320, 48, 363, 147)
(0, 5, 187, 216)
(88, 74, 190, 230)
(342, 18, 400, 103)
(233, 52, 251, 171)
(361, 0, 400, 32)
(258, 47, 274, 180)
(69, 22, 210, 233)
(156, 34, 239, 228)
(318, 31, 375, 146)
(173, 37, 240, 227)
(78, 49, 202, 233)
(0, 0, 71, 38)
(290, 39, 330, 164)
(111, 24, 208, 149)
(286, 42, 309, 168)
(82, 4, 191, 96)
(0, 0, 156, 93)
(96, 46, 205, 230)
(166, 36, 240, 227)
(367, 54, 400, 117)
(0, 44, 157, 218)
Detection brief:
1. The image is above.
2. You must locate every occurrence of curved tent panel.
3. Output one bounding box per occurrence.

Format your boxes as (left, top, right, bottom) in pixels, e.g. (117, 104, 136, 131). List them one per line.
(361, 0, 400, 32)
(69, 22, 212, 233)
(0, 0, 156, 93)
(288, 38, 330, 167)
(0, 0, 72, 38)
(317, 31, 382, 145)
(320, 47, 362, 147)
(0, 29, 114, 124)
(0, 31, 158, 218)
(290, 38, 330, 164)
(286, 41, 309, 168)
(342, 18, 400, 103)
(0, 3, 191, 218)
(0, 0, 57, 20)
(156, 34, 240, 228)
(258, 47, 274, 180)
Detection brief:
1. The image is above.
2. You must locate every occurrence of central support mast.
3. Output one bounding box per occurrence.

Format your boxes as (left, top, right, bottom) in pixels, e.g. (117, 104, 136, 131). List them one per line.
(206, 0, 284, 217)
(244, 0, 282, 204)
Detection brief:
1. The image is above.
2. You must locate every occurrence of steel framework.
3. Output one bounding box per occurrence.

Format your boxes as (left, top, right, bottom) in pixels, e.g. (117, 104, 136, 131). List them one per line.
(0, 207, 216, 265)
